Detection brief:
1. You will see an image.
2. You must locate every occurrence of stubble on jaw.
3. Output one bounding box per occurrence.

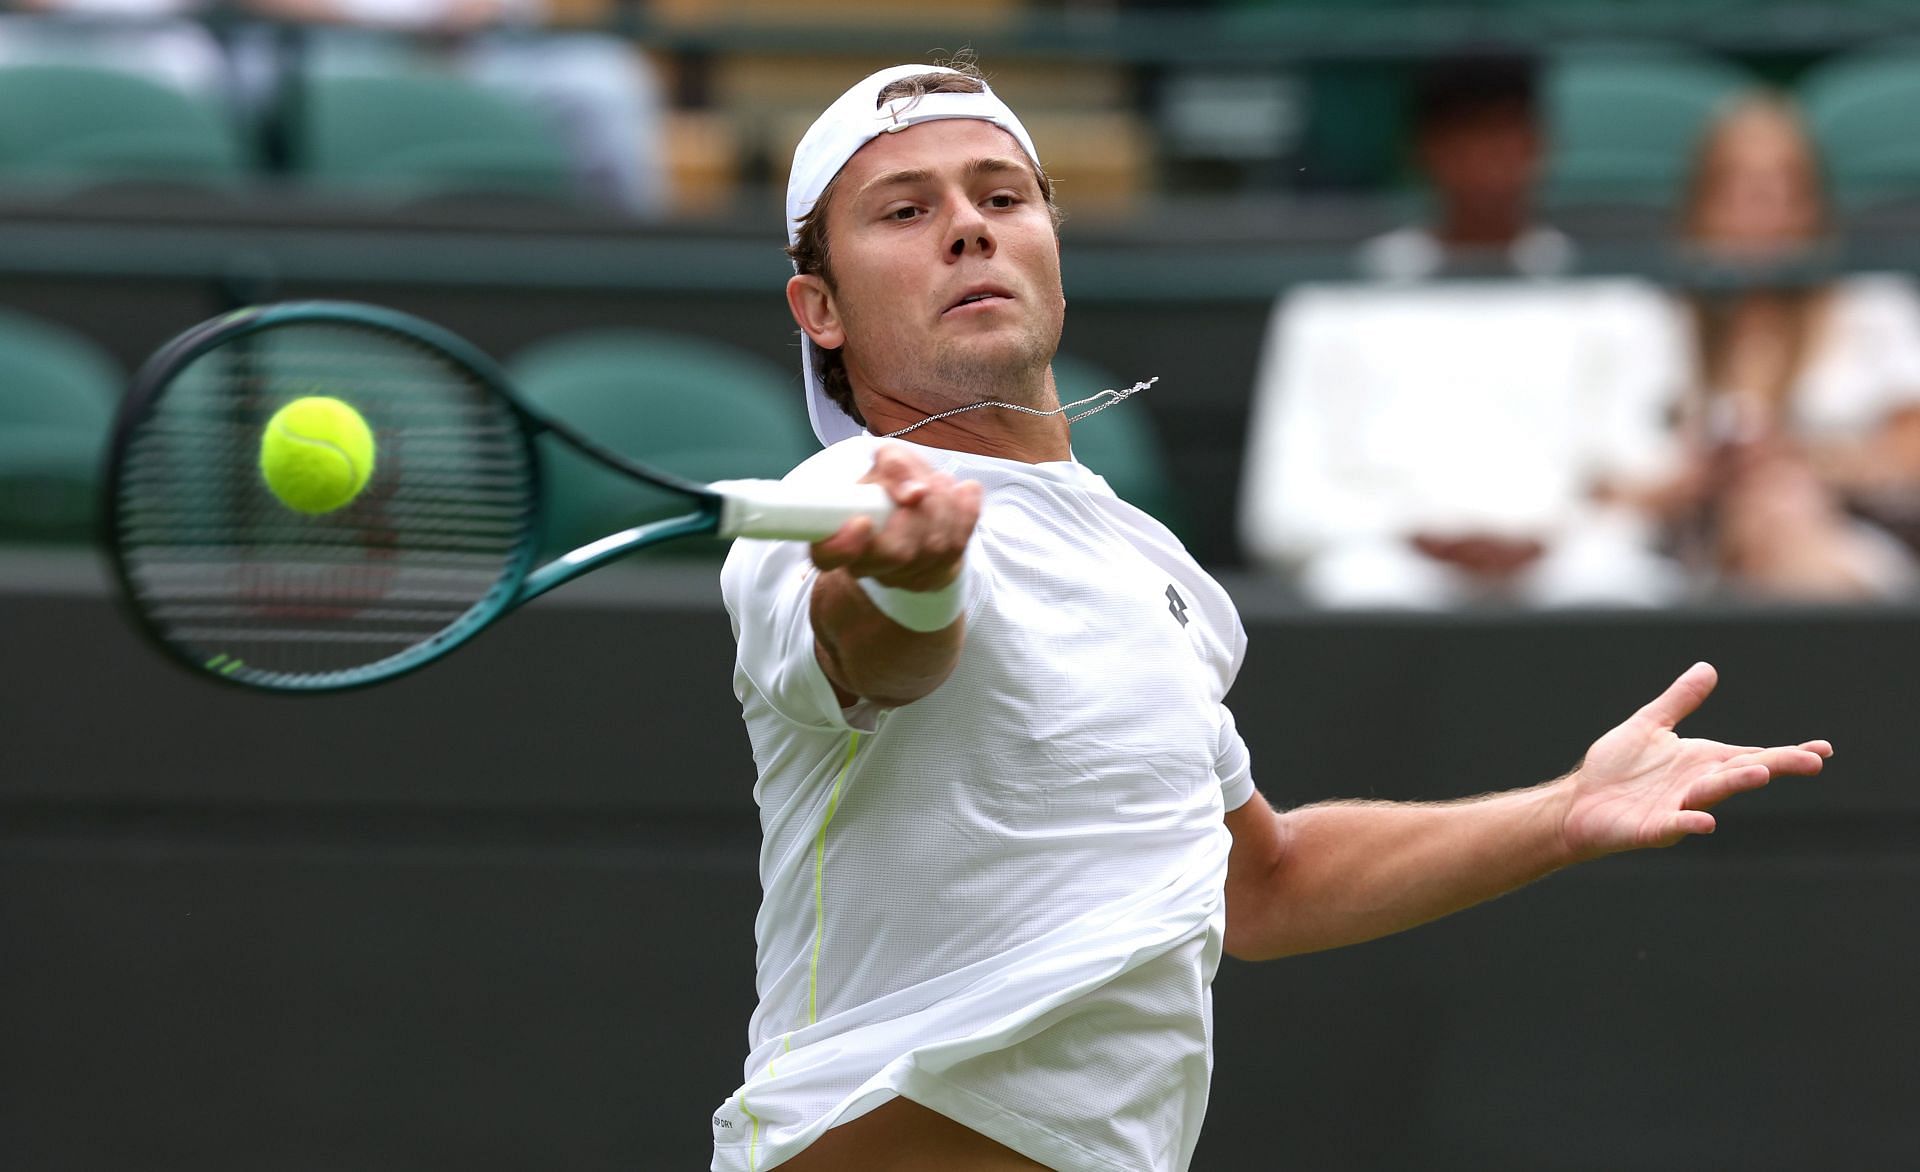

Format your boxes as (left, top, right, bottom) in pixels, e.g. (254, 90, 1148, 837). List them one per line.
(843, 300, 1065, 416)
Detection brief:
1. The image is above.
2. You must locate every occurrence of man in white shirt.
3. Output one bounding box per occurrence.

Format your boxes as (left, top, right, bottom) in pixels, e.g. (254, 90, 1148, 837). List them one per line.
(1239, 278, 1692, 608)
(714, 63, 1830, 1172)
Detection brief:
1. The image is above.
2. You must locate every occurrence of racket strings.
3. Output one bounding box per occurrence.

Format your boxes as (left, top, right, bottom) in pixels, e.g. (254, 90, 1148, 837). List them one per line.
(115, 322, 536, 685)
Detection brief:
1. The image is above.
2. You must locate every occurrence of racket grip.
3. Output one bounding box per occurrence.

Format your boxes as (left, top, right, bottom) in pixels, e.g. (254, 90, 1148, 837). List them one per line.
(711, 479, 895, 541)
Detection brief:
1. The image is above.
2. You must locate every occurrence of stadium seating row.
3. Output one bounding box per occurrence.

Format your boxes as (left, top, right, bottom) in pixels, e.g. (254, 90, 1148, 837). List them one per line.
(0, 310, 1181, 551)
(2, 44, 1918, 214)
(0, 65, 577, 202)
(1548, 46, 1920, 210)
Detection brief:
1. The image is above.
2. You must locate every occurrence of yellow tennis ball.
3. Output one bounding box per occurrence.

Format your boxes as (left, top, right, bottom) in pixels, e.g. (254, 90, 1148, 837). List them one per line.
(259, 396, 376, 515)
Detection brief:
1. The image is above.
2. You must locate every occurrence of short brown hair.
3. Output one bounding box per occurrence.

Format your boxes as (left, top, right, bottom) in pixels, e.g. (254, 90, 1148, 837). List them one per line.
(787, 65, 1060, 428)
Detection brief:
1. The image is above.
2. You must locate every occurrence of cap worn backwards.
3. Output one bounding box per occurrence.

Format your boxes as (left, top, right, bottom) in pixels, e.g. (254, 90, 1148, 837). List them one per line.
(786, 65, 1043, 447)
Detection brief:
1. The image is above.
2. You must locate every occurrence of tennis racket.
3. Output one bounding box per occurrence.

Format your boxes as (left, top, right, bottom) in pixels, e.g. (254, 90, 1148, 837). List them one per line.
(104, 300, 891, 692)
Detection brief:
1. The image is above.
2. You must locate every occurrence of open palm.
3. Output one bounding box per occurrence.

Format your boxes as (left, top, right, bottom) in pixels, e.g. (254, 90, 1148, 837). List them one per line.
(1561, 662, 1831, 860)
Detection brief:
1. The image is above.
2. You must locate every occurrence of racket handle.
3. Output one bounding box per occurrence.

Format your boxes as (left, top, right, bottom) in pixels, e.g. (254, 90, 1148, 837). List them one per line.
(711, 479, 895, 541)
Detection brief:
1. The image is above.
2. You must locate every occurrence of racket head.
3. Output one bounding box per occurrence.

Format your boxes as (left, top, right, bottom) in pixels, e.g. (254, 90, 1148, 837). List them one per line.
(105, 301, 550, 692)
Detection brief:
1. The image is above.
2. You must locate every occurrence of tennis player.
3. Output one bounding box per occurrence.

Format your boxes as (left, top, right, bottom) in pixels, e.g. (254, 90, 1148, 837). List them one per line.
(711, 64, 1831, 1172)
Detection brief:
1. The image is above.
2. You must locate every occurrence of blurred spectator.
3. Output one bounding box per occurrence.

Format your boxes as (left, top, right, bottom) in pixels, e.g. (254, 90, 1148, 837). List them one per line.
(1358, 56, 1574, 282)
(1240, 279, 1688, 608)
(1663, 95, 1920, 601)
(1240, 56, 1684, 609)
(0, 0, 226, 99)
(240, 0, 668, 213)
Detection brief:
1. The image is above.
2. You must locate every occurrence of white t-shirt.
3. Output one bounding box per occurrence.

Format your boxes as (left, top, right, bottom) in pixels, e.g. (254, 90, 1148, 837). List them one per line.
(1239, 277, 1688, 561)
(712, 434, 1256, 1172)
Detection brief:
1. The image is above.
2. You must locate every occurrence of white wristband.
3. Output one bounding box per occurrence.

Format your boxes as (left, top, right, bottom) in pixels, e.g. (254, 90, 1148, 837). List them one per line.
(856, 572, 966, 633)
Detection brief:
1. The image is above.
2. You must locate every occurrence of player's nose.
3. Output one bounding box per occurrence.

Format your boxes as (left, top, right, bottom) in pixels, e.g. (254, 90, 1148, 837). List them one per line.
(944, 202, 995, 262)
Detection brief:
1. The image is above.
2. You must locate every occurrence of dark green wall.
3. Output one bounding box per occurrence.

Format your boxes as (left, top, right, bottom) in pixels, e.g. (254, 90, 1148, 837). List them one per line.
(2, 557, 1913, 1170)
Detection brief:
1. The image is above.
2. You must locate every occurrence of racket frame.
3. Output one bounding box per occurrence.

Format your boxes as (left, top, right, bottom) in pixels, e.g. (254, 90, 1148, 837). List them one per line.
(104, 300, 733, 693)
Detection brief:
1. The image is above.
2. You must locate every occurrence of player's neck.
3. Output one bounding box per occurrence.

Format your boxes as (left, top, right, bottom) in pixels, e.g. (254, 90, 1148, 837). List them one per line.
(855, 373, 1072, 464)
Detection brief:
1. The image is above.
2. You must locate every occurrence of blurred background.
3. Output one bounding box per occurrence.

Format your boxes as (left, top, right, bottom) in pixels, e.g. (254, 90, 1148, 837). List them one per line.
(1, 1, 1916, 1169)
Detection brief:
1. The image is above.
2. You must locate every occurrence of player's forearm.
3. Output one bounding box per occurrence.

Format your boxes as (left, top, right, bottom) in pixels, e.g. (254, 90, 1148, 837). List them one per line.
(811, 567, 964, 708)
(1229, 781, 1576, 961)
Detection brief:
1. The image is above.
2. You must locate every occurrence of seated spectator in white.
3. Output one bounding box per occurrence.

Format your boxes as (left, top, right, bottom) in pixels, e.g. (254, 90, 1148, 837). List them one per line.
(1659, 95, 1920, 601)
(1239, 279, 1689, 608)
(1358, 56, 1575, 282)
(1241, 56, 1684, 609)
(240, 0, 668, 214)
(0, 0, 226, 99)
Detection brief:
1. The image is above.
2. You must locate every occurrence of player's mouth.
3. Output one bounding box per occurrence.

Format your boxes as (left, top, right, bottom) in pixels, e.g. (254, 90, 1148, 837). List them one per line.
(943, 284, 1015, 316)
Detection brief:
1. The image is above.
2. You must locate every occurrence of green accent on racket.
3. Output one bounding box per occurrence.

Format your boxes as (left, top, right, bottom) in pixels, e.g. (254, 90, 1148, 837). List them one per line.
(105, 301, 890, 693)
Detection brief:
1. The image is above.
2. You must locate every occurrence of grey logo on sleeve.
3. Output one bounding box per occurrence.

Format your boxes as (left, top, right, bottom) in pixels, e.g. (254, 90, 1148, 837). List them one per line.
(1166, 584, 1189, 627)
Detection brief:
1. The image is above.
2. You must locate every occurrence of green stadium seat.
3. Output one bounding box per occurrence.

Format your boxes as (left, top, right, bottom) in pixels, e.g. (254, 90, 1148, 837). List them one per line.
(1053, 354, 1184, 534)
(1799, 50, 1920, 208)
(0, 64, 244, 190)
(1544, 50, 1757, 209)
(0, 308, 121, 542)
(297, 72, 578, 202)
(0, 426, 105, 542)
(508, 329, 815, 555)
(0, 309, 122, 429)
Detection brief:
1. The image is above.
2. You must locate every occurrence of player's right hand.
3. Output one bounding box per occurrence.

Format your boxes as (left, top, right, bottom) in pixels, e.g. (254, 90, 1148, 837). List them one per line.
(810, 444, 982, 592)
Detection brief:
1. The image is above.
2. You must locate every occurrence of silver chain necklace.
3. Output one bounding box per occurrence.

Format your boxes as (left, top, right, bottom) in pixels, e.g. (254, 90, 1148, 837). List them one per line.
(876, 377, 1159, 440)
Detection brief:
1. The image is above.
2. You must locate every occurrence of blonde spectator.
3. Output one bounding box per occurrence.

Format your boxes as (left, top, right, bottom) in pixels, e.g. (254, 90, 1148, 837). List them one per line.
(1669, 95, 1920, 600)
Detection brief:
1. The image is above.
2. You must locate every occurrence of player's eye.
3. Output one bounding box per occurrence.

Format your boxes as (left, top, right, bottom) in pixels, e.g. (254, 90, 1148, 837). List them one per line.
(986, 193, 1020, 209)
(885, 205, 921, 221)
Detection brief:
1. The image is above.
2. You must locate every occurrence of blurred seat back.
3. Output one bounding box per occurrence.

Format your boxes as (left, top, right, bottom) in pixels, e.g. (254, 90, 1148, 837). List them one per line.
(1544, 50, 1756, 209)
(1054, 353, 1185, 534)
(508, 329, 814, 555)
(0, 308, 121, 542)
(0, 63, 243, 190)
(1799, 49, 1920, 209)
(297, 72, 577, 202)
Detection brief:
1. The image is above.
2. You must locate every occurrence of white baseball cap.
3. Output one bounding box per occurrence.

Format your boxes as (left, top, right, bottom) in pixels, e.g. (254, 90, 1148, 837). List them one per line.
(785, 64, 1043, 447)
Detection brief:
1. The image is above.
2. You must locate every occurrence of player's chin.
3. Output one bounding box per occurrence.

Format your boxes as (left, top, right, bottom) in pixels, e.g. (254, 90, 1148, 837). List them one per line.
(942, 319, 1052, 359)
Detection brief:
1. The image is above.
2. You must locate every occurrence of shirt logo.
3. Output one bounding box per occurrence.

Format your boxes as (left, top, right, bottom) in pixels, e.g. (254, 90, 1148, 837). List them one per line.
(1166, 584, 1189, 627)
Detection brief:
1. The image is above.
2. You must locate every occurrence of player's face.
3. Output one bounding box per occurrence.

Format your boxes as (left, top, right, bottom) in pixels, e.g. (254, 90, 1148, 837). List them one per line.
(806, 119, 1065, 409)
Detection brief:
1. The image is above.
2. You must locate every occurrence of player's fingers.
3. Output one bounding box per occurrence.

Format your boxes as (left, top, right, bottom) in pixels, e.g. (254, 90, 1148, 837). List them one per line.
(1686, 764, 1771, 810)
(1666, 810, 1717, 840)
(1715, 739, 1832, 762)
(863, 444, 934, 506)
(1725, 745, 1828, 777)
(861, 506, 934, 576)
(877, 475, 969, 566)
(809, 515, 874, 571)
(952, 476, 983, 522)
(1634, 661, 1718, 729)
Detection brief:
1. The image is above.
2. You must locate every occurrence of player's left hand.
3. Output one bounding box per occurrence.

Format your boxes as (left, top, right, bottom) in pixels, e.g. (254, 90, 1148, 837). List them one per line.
(1558, 662, 1831, 860)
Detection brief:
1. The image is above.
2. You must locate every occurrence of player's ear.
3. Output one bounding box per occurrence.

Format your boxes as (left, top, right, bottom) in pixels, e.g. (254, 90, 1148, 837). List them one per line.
(787, 274, 845, 351)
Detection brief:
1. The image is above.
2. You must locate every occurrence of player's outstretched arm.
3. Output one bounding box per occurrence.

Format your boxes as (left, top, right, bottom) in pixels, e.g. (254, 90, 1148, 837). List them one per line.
(1221, 662, 1832, 962)
(810, 444, 982, 709)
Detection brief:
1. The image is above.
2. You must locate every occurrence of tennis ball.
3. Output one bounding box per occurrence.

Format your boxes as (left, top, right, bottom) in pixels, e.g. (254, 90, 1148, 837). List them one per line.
(259, 396, 376, 515)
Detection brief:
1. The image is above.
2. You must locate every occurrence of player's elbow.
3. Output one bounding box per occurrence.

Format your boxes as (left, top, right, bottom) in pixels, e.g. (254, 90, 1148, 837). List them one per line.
(815, 628, 962, 710)
(858, 669, 956, 710)
(1223, 899, 1294, 963)
(1221, 799, 1299, 963)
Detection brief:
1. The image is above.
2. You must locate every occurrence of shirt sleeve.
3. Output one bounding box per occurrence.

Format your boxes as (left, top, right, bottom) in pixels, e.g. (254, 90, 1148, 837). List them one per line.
(1859, 276, 1920, 416)
(720, 535, 882, 734)
(1214, 704, 1255, 812)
